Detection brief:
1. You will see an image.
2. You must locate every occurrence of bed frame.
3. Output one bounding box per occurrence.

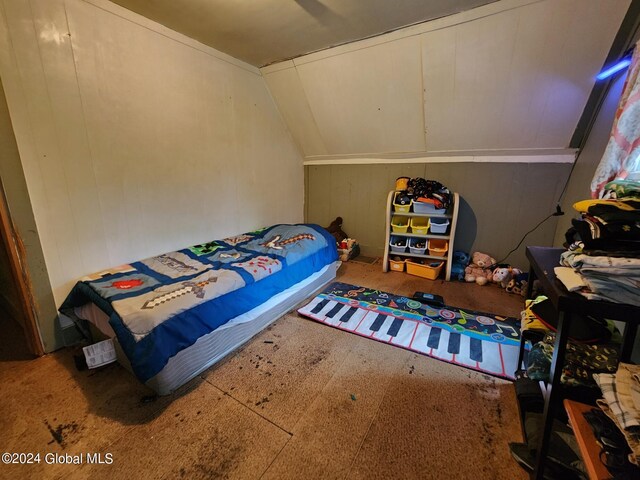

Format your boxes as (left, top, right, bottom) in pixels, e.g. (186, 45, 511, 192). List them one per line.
(75, 261, 339, 395)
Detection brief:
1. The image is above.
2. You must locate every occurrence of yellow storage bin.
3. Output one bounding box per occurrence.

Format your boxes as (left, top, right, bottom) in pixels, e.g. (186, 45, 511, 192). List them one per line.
(392, 192, 412, 213)
(389, 258, 405, 272)
(410, 217, 429, 235)
(405, 260, 444, 280)
(391, 215, 410, 233)
(427, 239, 449, 257)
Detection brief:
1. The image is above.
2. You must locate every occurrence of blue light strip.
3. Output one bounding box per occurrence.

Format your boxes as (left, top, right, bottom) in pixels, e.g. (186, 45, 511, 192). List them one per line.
(596, 56, 632, 80)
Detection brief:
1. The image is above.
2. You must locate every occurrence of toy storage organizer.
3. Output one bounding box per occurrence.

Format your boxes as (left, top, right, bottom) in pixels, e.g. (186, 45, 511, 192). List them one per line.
(383, 190, 459, 281)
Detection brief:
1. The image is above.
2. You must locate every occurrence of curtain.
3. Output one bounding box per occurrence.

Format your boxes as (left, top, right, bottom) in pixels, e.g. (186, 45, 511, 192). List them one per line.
(591, 42, 640, 198)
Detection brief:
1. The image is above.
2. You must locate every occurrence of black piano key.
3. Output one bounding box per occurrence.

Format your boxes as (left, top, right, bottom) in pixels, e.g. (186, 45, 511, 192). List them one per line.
(387, 318, 404, 337)
(469, 338, 483, 362)
(325, 302, 344, 318)
(339, 306, 358, 323)
(427, 327, 441, 349)
(447, 332, 461, 354)
(369, 314, 387, 332)
(310, 299, 329, 314)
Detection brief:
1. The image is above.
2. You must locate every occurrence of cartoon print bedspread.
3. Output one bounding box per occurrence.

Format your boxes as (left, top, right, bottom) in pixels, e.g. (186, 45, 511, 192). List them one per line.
(60, 224, 338, 382)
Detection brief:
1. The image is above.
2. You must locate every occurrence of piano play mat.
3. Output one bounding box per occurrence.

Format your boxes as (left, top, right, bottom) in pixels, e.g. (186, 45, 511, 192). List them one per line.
(297, 282, 522, 380)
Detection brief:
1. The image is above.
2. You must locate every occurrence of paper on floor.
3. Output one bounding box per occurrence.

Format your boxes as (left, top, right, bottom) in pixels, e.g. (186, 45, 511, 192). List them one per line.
(83, 338, 117, 369)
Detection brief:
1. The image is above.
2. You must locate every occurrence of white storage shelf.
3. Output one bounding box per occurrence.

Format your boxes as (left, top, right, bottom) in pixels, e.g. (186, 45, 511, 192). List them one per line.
(383, 190, 460, 280)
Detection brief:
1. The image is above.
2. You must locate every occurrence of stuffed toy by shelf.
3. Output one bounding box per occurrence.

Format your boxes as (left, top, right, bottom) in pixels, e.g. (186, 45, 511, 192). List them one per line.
(506, 272, 529, 296)
(451, 250, 470, 281)
(464, 251, 496, 285)
(492, 266, 524, 289)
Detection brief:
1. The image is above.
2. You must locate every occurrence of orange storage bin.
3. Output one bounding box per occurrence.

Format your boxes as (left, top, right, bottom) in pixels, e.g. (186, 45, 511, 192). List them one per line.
(405, 260, 444, 280)
(427, 239, 449, 257)
(389, 258, 405, 272)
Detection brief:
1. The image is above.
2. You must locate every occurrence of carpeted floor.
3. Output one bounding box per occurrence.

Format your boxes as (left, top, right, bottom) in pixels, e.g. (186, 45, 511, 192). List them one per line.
(0, 261, 527, 479)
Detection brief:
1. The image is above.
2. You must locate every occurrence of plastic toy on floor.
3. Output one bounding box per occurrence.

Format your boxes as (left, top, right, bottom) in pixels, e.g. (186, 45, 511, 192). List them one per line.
(338, 238, 359, 262)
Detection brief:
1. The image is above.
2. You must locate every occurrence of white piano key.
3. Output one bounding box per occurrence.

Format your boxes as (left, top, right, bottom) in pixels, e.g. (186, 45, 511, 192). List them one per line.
(323, 304, 352, 326)
(315, 300, 341, 321)
(388, 319, 419, 348)
(499, 344, 520, 379)
(337, 307, 368, 332)
(299, 296, 325, 316)
(410, 323, 432, 354)
(477, 340, 504, 376)
(431, 328, 453, 362)
(455, 334, 477, 368)
(371, 316, 396, 341)
(354, 311, 380, 335)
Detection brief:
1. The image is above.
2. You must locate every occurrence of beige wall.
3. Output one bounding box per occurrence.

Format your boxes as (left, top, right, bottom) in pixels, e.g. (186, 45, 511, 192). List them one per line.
(274, 0, 626, 270)
(553, 75, 627, 246)
(0, 0, 303, 351)
(263, 0, 629, 159)
(306, 162, 571, 270)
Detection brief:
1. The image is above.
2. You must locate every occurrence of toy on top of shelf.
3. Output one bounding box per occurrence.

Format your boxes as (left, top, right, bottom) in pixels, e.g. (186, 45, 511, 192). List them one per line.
(395, 176, 410, 190)
(405, 177, 452, 210)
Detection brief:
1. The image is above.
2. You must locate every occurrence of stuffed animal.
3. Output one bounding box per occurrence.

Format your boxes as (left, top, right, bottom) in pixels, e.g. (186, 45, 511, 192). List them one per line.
(451, 250, 470, 281)
(492, 266, 524, 289)
(506, 272, 529, 296)
(325, 217, 348, 244)
(464, 251, 496, 286)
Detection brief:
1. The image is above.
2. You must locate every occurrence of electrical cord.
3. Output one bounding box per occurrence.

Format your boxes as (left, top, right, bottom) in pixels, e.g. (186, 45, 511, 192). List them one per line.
(492, 206, 564, 266)
(493, 16, 640, 269)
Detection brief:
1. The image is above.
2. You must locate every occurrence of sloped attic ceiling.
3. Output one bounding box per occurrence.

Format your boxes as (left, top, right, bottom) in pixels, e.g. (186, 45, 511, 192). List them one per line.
(260, 0, 632, 158)
(110, 0, 497, 67)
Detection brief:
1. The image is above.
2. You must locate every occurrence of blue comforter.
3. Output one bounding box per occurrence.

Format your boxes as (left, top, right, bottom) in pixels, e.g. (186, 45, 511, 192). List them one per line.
(60, 224, 338, 382)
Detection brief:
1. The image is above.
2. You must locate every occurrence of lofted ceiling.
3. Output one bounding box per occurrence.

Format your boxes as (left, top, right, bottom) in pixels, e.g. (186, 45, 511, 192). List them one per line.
(110, 0, 497, 67)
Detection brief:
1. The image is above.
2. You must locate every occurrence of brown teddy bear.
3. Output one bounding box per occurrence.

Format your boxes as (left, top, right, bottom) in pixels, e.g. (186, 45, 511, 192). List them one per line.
(464, 251, 496, 286)
(325, 217, 348, 244)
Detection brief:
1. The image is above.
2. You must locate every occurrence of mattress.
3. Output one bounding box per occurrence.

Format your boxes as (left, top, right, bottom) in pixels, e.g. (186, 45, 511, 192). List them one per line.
(60, 223, 338, 393)
(76, 261, 339, 395)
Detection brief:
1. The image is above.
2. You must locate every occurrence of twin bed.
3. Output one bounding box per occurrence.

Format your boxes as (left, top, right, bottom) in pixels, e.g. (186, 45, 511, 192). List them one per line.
(60, 224, 339, 395)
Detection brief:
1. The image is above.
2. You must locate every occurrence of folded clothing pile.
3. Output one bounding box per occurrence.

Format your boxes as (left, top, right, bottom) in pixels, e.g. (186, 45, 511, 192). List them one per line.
(593, 363, 640, 466)
(570, 179, 640, 256)
(558, 250, 640, 306)
(559, 179, 640, 306)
